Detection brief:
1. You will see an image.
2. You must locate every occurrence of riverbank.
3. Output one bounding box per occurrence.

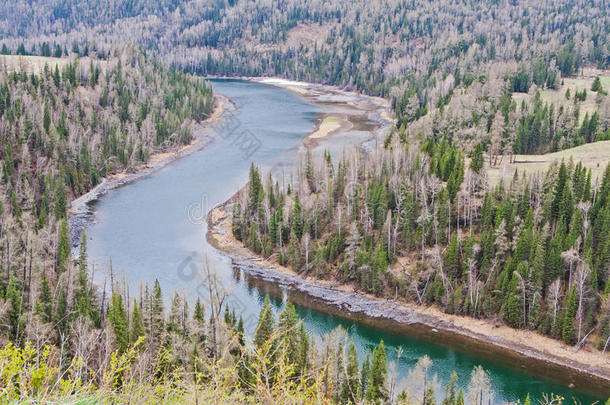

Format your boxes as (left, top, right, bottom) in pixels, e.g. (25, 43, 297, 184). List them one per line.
(206, 201, 610, 397)
(68, 94, 233, 247)
(252, 77, 394, 151)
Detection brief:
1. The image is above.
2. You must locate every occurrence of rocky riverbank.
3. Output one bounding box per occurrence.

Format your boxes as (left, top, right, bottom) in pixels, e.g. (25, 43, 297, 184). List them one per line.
(207, 200, 610, 398)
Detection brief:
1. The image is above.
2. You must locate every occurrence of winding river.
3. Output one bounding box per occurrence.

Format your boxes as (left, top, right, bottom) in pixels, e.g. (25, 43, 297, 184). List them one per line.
(83, 79, 603, 403)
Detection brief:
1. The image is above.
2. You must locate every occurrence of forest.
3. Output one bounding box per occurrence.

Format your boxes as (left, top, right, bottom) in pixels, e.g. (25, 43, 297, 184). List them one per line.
(0, 0, 608, 403)
(233, 130, 610, 351)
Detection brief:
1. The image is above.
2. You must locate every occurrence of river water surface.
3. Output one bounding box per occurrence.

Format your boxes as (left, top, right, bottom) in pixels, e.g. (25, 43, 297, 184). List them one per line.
(85, 79, 603, 403)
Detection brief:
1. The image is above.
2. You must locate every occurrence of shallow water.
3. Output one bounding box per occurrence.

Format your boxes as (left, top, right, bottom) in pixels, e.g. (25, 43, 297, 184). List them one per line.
(85, 79, 604, 404)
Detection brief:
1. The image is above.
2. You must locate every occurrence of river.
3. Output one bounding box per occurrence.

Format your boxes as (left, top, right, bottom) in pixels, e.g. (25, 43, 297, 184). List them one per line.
(83, 79, 603, 404)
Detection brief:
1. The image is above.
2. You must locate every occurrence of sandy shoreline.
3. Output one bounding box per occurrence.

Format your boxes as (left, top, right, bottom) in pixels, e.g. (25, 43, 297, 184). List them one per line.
(67, 94, 234, 247)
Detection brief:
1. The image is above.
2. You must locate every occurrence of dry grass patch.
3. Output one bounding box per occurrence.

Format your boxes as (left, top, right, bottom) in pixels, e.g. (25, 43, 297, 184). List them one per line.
(486, 140, 610, 186)
(512, 68, 610, 124)
(0, 55, 70, 74)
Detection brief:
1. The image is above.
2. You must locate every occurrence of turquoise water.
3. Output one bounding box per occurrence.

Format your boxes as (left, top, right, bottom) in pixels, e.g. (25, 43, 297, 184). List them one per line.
(85, 79, 605, 403)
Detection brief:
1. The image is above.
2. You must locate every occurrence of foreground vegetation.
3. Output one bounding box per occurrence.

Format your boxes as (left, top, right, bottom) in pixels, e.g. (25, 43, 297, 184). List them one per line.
(0, 281, 593, 404)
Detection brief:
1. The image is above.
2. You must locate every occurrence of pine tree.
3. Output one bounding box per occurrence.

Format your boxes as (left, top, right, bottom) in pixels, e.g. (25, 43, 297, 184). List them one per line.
(5, 275, 24, 342)
(108, 292, 128, 353)
(562, 286, 577, 344)
(43, 101, 51, 134)
(292, 195, 303, 240)
(456, 389, 465, 405)
(74, 231, 93, 322)
(56, 219, 70, 274)
(366, 340, 387, 403)
(55, 287, 68, 336)
(471, 142, 484, 174)
(445, 233, 460, 279)
(360, 353, 370, 396)
(278, 302, 299, 368)
(254, 295, 275, 350)
(193, 297, 206, 345)
(424, 385, 437, 405)
(130, 299, 145, 345)
(35, 273, 53, 323)
(150, 279, 165, 347)
(298, 323, 309, 375)
(551, 162, 568, 223)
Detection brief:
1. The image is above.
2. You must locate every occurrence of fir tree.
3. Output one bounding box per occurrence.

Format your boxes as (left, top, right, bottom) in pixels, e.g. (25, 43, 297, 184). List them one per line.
(562, 286, 577, 344)
(56, 219, 70, 274)
(108, 292, 128, 353)
(254, 295, 275, 350)
(35, 273, 53, 323)
(129, 299, 145, 345)
(366, 339, 387, 403)
(470, 142, 485, 174)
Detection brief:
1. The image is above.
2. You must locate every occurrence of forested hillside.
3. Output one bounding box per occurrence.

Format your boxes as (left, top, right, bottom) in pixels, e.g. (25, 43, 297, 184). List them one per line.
(0, 47, 216, 402)
(1, 0, 608, 128)
(233, 130, 610, 351)
(0, 0, 609, 402)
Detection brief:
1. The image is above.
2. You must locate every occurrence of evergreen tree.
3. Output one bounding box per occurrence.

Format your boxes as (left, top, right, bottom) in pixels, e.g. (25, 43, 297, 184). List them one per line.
(278, 302, 300, 369)
(35, 273, 53, 323)
(254, 296, 275, 350)
(5, 275, 24, 342)
(471, 142, 484, 174)
(130, 299, 146, 345)
(424, 385, 437, 405)
(108, 292, 128, 353)
(445, 233, 460, 279)
(360, 353, 370, 396)
(74, 231, 93, 322)
(56, 219, 70, 274)
(562, 286, 577, 344)
(366, 339, 387, 403)
(150, 279, 165, 347)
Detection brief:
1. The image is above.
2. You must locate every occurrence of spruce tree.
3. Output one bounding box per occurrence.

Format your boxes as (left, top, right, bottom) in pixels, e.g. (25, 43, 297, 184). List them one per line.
(35, 273, 53, 323)
(129, 299, 145, 345)
(254, 295, 275, 350)
(298, 323, 309, 375)
(74, 231, 92, 321)
(470, 142, 484, 174)
(445, 233, 460, 279)
(366, 340, 387, 403)
(360, 353, 370, 396)
(5, 275, 24, 342)
(150, 279, 165, 347)
(562, 286, 577, 344)
(442, 372, 458, 405)
(56, 219, 70, 274)
(278, 302, 299, 367)
(108, 292, 128, 353)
